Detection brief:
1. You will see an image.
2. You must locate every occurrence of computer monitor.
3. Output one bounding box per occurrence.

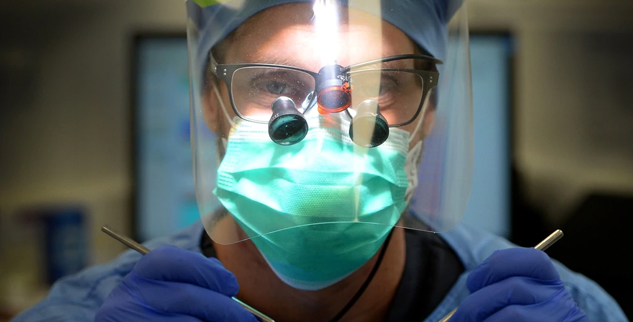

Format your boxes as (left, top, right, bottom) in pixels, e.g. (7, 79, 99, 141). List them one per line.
(461, 32, 514, 237)
(132, 34, 197, 242)
(132, 32, 515, 242)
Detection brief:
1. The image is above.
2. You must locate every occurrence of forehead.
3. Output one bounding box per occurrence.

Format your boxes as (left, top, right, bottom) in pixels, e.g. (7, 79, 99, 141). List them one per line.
(224, 3, 415, 70)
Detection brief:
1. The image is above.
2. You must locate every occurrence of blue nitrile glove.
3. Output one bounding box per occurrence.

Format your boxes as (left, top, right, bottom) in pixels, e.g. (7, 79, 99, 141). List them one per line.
(451, 248, 589, 322)
(95, 246, 259, 322)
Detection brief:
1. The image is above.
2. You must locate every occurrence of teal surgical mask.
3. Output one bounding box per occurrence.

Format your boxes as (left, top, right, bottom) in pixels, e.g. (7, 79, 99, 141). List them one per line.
(214, 111, 411, 290)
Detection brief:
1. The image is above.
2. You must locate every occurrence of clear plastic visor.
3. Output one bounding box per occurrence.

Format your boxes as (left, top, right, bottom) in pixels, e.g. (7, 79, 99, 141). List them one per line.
(186, 0, 473, 244)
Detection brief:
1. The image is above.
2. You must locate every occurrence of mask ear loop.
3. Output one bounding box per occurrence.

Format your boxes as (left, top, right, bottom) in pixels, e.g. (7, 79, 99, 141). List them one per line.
(209, 79, 236, 159)
(210, 79, 238, 152)
(404, 96, 432, 203)
(211, 81, 237, 129)
(407, 96, 430, 144)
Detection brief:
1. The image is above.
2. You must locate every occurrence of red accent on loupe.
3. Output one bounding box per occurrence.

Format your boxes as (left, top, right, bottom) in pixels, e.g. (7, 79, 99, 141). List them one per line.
(317, 84, 352, 114)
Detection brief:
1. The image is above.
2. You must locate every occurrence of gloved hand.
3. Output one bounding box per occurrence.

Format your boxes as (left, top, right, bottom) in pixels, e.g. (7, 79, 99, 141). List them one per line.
(95, 246, 259, 322)
(451, 248, 589, 322)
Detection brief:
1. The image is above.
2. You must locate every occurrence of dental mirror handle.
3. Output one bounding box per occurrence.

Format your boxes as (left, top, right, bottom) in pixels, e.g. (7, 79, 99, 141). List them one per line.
(438, 229, 564, 322)
(101, 225, 276, 322)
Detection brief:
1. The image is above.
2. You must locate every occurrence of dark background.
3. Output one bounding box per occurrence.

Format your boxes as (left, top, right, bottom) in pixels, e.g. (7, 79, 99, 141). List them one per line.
(1, 0, 632, 320)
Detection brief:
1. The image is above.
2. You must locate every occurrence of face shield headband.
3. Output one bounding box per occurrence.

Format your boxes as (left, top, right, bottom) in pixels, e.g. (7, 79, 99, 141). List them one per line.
(187, 0, 463, 75)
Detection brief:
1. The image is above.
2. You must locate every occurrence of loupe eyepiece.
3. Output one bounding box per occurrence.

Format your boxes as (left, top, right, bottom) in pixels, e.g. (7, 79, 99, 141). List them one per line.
(268, 97, 308, 145)
(349, 100, 390, 148)
(316, 64, 351, 114)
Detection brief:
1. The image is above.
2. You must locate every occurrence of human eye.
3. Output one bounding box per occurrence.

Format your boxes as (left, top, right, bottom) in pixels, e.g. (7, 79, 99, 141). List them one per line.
(351, 71, 398, 100)
(265, 81, 287, 94)
(378, 74, 399, 95)
(250, 70, 310, 98)
(231, 67, 315, 117)
(251, 73, 287, 94)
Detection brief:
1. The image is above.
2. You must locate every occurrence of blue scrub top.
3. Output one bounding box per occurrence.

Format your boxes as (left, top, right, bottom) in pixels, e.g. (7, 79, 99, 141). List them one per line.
(10, 221, 629, 322)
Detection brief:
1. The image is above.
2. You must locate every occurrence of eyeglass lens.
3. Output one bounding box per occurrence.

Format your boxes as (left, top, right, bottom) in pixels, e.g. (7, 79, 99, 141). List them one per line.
(230, 64, 426, 125)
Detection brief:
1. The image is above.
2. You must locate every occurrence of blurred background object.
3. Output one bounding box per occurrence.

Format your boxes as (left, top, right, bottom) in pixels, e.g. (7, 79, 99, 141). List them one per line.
(0, 0, 632, 320)
(132, 34, 199, 242)
(0, 204, 87, 320)
(546, 192, 633, 321)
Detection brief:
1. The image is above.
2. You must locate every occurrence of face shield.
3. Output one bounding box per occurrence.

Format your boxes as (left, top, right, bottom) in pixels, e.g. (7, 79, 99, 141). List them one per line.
(186, 0, 473, 247)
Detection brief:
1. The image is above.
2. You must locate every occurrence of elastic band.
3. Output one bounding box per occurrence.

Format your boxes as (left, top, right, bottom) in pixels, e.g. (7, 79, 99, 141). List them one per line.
(408, 99, 429, 143)
(211, 81, 235, 128)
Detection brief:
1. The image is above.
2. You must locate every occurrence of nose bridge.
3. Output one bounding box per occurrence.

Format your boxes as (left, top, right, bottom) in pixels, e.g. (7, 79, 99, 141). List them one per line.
(304, 108, 347, 139)
(318, 112, 344, 130)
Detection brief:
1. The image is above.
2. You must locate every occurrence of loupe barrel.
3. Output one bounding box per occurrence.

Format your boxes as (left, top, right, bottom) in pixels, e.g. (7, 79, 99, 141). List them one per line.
(349, 100, 390, 148)
(268, 97, 308, 145)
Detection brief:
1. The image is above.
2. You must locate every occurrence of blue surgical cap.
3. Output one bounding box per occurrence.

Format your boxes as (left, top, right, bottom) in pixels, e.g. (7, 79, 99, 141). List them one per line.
(187, 0, 463, 71)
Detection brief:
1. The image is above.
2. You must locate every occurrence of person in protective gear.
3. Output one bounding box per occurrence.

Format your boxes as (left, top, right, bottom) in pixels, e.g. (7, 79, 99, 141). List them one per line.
(11, 1, 628, 322)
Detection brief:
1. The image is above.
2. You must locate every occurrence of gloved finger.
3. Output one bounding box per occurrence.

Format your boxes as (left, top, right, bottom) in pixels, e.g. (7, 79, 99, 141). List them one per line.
(97, 313, 204, 322)
(452, 276, 564, 322)
(482, 296, 588, 322)
(96, 304, 204, 322)
(96, 284, 206, 322)
(467, 248, 560, 293)
(124, 275, 259, 322)
(133, 246, 239, 296)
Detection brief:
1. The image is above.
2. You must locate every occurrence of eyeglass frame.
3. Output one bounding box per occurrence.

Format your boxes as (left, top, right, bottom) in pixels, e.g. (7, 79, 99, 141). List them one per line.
(209, 53, 442, 128)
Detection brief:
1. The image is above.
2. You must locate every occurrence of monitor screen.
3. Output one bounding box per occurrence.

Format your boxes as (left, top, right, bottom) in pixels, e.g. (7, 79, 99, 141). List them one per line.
(133, 35, 198, 242)
(132, 33, 514, 241)
(460, 33, 514, 238)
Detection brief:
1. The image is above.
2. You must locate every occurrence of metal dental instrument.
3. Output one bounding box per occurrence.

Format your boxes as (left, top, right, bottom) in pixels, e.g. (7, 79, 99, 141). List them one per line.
(438, 229, 564, 322)
(101, 225, 276, 322)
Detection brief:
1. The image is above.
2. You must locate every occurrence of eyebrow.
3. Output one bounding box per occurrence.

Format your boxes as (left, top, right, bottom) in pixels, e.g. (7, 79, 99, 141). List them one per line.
(223, 55, 419, 71)
(382, 60, 413, 69)
(350, 59, 414, 71)
(236, 56, 317, 71)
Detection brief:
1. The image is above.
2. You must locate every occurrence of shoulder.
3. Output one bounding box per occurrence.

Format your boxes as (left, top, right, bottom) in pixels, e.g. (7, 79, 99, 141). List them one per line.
(438, 222, 515, 270)
(438, 223, 629, 322)
(10, 222, 205, 322)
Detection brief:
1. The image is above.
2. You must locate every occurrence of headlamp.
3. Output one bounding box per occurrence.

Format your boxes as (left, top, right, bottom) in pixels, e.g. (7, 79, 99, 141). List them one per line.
(315, 64, 352, 114)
